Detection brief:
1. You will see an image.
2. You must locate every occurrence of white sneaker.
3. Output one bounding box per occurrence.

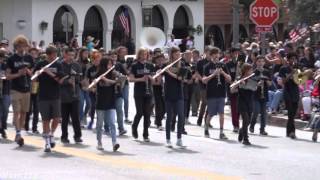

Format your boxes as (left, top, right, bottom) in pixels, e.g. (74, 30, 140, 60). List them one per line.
(157, 126, 164, 131)
(166, 140, 173, 148)
(176, 139, 184, 147)
(97, 142, 104, 150)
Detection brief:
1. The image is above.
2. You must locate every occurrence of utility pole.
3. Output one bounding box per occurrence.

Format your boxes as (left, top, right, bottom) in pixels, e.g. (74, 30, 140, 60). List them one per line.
(232, 0, 240, 48)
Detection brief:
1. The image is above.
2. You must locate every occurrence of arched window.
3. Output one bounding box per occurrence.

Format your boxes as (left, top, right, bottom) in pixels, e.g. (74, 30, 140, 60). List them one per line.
(83, 6, 103, 48)
(53, 6, 76, 44)
(152, 6, 164, 31)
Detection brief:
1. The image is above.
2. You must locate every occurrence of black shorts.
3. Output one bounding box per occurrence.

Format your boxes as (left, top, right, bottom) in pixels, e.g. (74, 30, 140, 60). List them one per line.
(39, 100, 61, 120)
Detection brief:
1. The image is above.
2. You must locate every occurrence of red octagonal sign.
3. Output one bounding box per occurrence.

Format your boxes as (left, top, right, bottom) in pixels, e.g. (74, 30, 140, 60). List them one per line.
(250, 0, 279, 27)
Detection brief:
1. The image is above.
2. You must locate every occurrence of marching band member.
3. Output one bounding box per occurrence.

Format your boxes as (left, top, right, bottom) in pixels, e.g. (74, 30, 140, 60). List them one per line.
(279, 53, 300, 139)
(33, 46, 63, 152)
(196, 46, 211, 126)
(110, 50, 127, 135)
(5, 35, 34, 147)
(0, 50, 9, 139)
(129, 48, 155, 142)
(163, 47, 185, 147)
(250, 56, 272, 135)
(202, 47, 231, 139)
(226, 48, 241, 132)
(86, 51, 102, 129)
(25, 47, 40, 134)
(231, 63, 256, 145)
(152, 54, 166, 130)
(59, 48, 83, 144)
(94, 57, 120, 151)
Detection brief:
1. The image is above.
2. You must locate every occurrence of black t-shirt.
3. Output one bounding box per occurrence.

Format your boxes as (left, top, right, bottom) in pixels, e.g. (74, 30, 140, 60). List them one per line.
(60, 61, 82, 103)
(86, 65, 98, 83)
(130, 61, 155, 97)
(204, 61, 229, 98)
(253, 68, 271, 102)
(196, 58, 210, 89)
(226, 59, 237, 81)
(34, 60, 63, 101)
(163, 63, 184, 101)
(96, 73, 116, 110)
(279, 65, 299, 102)
(180, 60, 193, 100)
(6, 54, 34, 92)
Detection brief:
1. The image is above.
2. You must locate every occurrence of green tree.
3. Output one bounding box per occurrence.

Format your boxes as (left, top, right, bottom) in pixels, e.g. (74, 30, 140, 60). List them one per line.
(293, 0, 320, 24)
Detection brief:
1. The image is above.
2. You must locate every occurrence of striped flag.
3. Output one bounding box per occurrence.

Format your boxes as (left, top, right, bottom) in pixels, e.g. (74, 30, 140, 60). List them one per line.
(289, 26, 310, 43)
(119, 8, 130, 36)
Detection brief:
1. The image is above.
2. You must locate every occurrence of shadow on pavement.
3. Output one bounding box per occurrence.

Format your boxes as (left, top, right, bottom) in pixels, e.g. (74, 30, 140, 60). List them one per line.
(99, 150, 136, 156)
(249, 133, 281, 139)
(167, 147, 200, 154)
(41, 151, 73, 158)
(242, 144, 269, 149)
(0, 138, 14, 144)
(135, 140, 164, 146)
(211, 138, 239, 144)
(62, 143, 90, 149)
(13, 144, 41, 152)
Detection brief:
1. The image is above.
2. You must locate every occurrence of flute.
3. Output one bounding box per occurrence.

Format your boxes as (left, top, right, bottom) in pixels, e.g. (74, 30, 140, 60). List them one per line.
(88, 65, 115, 89)
(152, 57, 182, 79)
(230, 73, 255, 89)
(31, 57, 59, 80)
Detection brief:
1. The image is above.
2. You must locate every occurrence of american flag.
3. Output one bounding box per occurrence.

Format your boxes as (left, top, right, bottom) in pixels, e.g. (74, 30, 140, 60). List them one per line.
(289, 26, 309, 43)
(119, 8, 130, 36)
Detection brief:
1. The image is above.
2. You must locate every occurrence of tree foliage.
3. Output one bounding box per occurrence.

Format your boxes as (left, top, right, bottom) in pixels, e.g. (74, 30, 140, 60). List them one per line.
(293, 0, 320, 24)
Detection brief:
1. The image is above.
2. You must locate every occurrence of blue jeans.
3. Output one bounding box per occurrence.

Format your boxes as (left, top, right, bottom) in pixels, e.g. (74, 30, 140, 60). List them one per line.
(115, 97, 125, 132)
(79, 90, 91, 124)
(267, 90, 283, 111)
(165, 99, 184, 140)
(1, 95, 11, 129)
(250, 100, 267, 131)
(123, 84, 129, 119)
(96, 109, 117, 145)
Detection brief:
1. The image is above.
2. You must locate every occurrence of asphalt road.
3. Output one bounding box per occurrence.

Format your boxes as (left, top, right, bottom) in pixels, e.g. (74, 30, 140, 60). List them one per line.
(1, 86, 320, 180)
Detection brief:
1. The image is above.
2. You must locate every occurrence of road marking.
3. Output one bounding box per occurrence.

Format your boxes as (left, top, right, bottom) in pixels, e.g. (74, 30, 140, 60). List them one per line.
(6, 132, 241, 180)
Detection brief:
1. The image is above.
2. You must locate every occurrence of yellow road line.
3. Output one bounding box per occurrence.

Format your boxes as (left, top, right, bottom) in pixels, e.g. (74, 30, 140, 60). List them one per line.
(6, 132, 241, 180)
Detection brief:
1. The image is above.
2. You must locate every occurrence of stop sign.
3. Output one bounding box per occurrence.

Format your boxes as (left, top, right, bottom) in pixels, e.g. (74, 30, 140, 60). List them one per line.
(250, 0, 279, 27)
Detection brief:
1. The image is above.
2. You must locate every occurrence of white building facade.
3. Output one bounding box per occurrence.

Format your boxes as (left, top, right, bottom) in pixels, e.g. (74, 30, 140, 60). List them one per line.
(0, 0, 204, 52)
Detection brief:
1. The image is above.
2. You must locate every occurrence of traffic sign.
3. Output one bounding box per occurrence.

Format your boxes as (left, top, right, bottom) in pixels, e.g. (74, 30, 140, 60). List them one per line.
(250, 0, 279, 27)
(255, 26, 272, 33)
(61, 12, 74, 27)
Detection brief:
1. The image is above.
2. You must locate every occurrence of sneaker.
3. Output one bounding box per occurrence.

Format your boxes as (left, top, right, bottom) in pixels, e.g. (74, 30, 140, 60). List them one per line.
(176, 139, 184, 147)
(87, 121, 93, 130)
(0, 129, 7, 139)
(105, 131, 110, 136)
(74, 138, 83, 144)
(288, 132, 297, 139)
(312, 131, 318, 142)
(113, 143, 120, 152)
(157, 126, 164, 131)
(61, 138, 70, 144)
(204, 130, 210, 138)
(249, 127, 254, 133)
(182, 130, 188, 135)
(219, 133, 228, 140)
(185, 119, 191, 125)
(17, 137, 24, 147)
(208, 124, 213, 129)
(233, 127, 239, 133)
(197, 121, 202, 127)
(132, 127, 138, 139)
(243, 140, 251, 146)
(97, 142, 104, 150)
(119, 130, 127, 136)
(32, 130, 40, 135)
(125, 119, 132, 124)
(166, 140, 173, 148)
(44, 144, 51, 153)
(238, 129, 243, 142)
(143, 138, 150, 142)
(260, 131, 268, 136)
(49, 136, 56, 148)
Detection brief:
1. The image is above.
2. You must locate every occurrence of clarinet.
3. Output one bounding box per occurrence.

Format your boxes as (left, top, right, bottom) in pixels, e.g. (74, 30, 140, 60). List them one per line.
(216, 62, 222, 86)
(144, 63, 151, 95)
(259, 69, 265, 99)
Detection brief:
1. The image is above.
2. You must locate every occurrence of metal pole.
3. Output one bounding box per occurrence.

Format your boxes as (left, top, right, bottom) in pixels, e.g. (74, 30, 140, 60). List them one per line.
(232, 0, 240, 48)
(66, 14, 69, 43)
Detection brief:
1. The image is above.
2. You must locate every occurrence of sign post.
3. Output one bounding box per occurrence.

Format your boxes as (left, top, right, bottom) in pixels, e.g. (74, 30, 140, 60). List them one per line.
(250, 0, 279, 54)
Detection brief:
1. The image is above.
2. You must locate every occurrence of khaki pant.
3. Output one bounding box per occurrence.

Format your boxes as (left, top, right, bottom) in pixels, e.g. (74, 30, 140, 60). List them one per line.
(11, 90, 30, 113)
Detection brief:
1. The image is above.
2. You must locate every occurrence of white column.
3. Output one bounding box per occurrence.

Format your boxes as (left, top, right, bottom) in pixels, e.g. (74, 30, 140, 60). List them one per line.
(77, 30, 83, 47)
(106, 29, 112, 51)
